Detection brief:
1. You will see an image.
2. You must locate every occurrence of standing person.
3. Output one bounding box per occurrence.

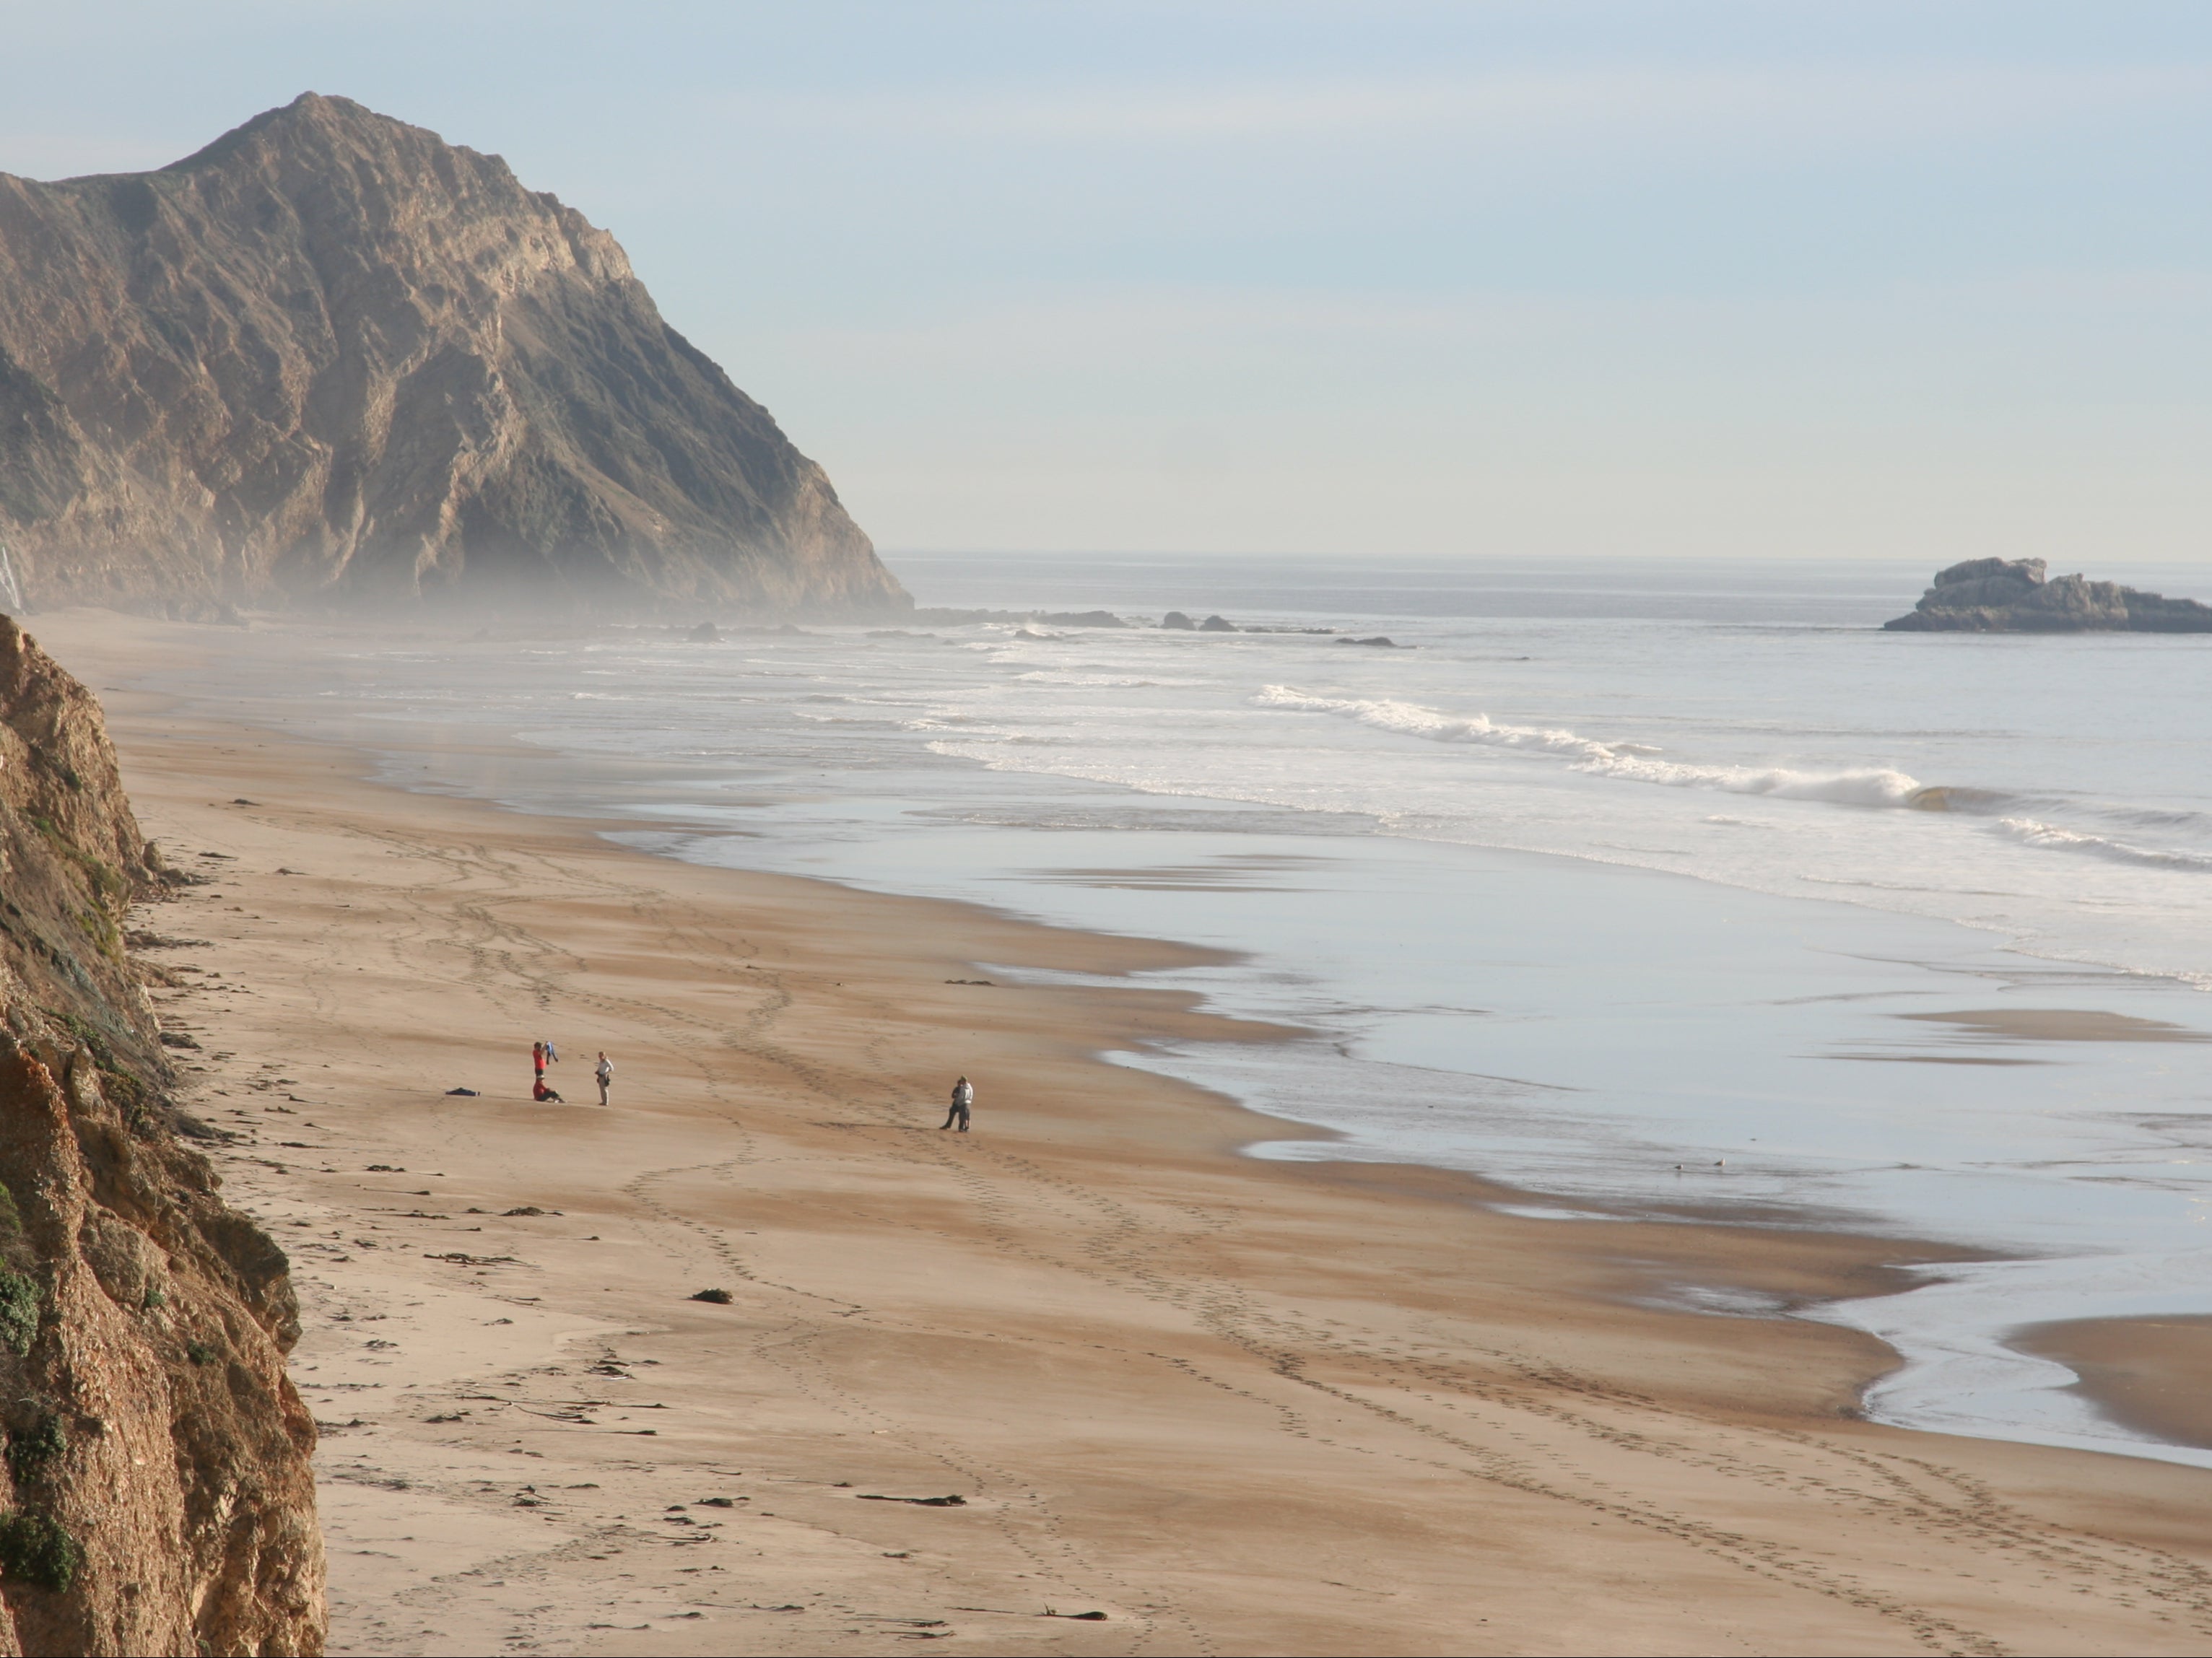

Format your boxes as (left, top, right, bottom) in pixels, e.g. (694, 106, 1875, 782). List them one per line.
(941, 1075, 973, 1133)
(594, 1051, 613, 1108)
(544, 1039, 560, 1064)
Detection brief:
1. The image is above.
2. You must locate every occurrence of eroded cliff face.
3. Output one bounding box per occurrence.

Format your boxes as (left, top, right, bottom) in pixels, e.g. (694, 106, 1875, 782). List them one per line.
(0, 92, 907, 617)
(0, 616, 323, 1655)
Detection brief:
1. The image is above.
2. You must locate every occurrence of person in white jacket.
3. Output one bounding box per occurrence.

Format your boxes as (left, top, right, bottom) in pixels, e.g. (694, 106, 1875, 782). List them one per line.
(594, 1051, 613, 1107)
(941, 1075, 972, 1133)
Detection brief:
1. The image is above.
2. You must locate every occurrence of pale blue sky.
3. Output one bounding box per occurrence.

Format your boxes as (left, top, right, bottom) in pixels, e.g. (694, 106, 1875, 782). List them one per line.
(4, 2, 2208, 562)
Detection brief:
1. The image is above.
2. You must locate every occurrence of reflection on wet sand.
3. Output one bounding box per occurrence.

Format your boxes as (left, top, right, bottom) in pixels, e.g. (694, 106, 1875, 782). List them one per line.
(2011, 1315, 2212, 1452)
(1898, 1007, 2212, 1043)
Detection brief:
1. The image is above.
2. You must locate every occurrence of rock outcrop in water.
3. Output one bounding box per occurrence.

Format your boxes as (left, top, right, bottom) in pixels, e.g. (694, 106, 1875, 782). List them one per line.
(0, 617, 323, 1654)
(0, 92, 907, 617)
(1884, 559, 2212, 633)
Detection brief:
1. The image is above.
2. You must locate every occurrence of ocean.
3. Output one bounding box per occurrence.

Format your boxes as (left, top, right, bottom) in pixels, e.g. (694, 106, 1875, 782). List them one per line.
(147, 551, 2212, 1467)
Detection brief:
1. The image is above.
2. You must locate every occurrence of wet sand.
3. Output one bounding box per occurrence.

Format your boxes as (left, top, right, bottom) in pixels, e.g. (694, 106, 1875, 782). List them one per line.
(31, 610, 2212, 1656)
(2012, 1317, 2212, 1454)
(1896, 1009, 2212, 1044)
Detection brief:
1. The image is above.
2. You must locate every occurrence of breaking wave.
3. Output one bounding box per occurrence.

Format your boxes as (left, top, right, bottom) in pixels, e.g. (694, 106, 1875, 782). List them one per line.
(1255, 686, 1933, 808)
(1995, 819, 2212, 873)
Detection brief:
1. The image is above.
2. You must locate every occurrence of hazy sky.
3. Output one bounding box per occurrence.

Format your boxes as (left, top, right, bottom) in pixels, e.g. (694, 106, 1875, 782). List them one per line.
(4, 2, 2208, 562)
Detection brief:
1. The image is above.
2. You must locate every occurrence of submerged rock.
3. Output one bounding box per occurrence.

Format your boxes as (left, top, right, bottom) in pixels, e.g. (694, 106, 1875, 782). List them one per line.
(1885, 559, 2212, 632)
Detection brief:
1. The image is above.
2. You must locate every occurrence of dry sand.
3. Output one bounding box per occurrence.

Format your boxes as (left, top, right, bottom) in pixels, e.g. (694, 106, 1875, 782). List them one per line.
(34, 614, 2212, 1656)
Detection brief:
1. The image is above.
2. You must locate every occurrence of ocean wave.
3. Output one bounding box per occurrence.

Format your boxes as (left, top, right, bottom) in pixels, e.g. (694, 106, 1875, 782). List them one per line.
(1014, 672, 1167, 688)
(2107, 805, 2212, 832)
(1995, 819, 2212, 873)
(1255, 686, 1930, 808)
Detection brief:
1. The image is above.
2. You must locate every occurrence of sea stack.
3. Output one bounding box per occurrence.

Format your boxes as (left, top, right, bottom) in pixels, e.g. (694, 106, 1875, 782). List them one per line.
(0, 93, 910, 617)
(1884, 558, 2212, 632)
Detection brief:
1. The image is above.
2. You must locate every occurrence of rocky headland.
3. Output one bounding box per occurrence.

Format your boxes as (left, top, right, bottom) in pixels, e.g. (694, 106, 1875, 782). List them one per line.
(0, 617, 321, 1654)
(1885, 558, 2212, 632)
(0, 93, 907, 618)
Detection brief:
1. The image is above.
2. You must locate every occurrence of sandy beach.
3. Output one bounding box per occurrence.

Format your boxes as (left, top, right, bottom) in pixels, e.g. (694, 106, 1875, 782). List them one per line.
(32, 612, 2212, 1657)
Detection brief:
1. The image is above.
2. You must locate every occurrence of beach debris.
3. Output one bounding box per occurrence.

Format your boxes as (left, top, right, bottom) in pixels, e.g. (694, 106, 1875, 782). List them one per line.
(697, 1497, 736, 1507)
(857, 1493, 967, 1507)
(1045, 1609, 1110, 1620)
(690, 1288, 734, 1304)
(443, 1087, 479, 1096)
(366, 1164, 406, 1172)
(502, 1206, 554, 1216)
(160, 1031, 203, 1050)
(943, 979, 993, 986)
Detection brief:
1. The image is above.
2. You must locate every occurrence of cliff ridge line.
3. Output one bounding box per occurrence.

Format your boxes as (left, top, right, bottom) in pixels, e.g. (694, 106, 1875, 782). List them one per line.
(0, 92, 908, 617)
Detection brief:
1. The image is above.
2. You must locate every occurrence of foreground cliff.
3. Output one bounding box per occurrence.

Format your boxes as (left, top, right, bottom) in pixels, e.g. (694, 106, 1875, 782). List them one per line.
(1885, 558, 2212, 632)
(0, 93, 907, 617)
(0, 617, 322, 1654)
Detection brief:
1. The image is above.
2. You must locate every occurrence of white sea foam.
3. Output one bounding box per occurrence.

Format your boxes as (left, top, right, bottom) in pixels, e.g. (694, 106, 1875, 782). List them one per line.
(1014, 672, 1170, 688)
(1994, 817, 2212, 872)
(1255, 686, 1927, 808)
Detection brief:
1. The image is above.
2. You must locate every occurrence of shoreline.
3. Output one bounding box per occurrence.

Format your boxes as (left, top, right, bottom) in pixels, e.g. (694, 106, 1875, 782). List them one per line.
(50, 608, 2212, 1447)
(2011, 1315, 2212, 1453)
(30, 608, 2212, 1654)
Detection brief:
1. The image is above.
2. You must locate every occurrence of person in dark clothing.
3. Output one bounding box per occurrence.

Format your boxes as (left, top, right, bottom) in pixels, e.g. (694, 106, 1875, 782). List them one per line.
(940, 1075, 973, 1133)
